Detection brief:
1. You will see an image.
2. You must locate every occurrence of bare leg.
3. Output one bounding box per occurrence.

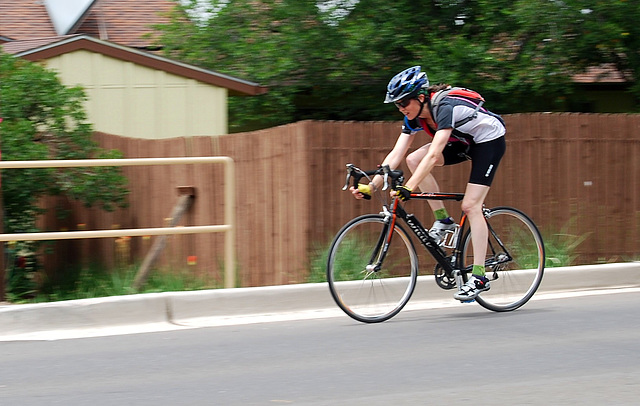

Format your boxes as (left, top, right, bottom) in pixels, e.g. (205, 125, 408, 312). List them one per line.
(406, 144, 445, 213)
(460, 183, 491, 268)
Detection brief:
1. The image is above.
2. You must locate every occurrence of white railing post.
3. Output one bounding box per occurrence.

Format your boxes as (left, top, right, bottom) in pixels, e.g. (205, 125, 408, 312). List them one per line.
(223, 157, 236, 288)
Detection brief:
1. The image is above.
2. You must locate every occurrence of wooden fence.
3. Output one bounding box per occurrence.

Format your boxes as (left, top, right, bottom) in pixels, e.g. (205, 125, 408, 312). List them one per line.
(39, 114, 640, 287)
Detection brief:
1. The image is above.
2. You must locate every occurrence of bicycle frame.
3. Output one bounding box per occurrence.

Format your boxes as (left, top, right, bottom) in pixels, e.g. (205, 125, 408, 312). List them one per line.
(374, 193, 468, 278)
(343, 163, 514, 282)
(382, 195, 518, 278)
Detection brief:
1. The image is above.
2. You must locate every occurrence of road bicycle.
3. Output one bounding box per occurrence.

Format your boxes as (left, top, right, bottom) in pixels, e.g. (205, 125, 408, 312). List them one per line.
(327, 164, 545, 323)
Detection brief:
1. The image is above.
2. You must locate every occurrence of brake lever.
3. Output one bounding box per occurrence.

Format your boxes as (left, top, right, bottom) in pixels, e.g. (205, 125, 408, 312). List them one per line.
(342, 164, 356, 190)
(342, 171, 351, 190)
(381, 165, 391, 191)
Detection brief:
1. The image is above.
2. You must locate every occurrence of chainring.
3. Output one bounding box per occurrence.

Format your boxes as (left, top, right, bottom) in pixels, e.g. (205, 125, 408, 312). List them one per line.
(434, 264, 457, 290)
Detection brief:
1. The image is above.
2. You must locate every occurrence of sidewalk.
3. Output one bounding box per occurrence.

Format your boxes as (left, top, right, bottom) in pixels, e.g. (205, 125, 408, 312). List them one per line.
(1, 263, 638, 338)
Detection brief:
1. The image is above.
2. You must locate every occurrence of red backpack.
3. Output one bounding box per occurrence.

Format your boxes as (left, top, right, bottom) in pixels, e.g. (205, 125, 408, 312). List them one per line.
(430, 87, 486, 128)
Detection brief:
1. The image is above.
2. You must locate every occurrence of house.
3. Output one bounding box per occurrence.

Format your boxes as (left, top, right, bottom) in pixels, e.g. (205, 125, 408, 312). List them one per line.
(571, 64, 636, 113)
(2, 35, 266, 138)
(0, 0, 267, 138)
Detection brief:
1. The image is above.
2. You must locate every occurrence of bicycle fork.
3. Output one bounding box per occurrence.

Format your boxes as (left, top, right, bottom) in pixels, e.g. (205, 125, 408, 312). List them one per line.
(364, 209, 395, 275)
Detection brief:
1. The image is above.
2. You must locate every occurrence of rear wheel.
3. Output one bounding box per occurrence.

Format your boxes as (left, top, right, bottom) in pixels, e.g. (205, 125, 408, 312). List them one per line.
(461, 207, 545, 312)
(327, 214, 419, 323)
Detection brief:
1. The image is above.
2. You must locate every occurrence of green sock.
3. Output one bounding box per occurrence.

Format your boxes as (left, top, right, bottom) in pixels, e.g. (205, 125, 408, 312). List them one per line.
(472, 265, 486, 277)
(434, 208, 449, 221)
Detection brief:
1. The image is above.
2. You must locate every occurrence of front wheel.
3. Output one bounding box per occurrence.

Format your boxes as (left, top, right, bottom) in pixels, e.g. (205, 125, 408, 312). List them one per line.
(461, 207, 545, 312)
(327, 214, 419, 323)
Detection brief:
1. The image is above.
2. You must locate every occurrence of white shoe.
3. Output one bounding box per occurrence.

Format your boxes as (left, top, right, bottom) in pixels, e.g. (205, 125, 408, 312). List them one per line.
(429, 219, 457, 245)
(454, 275, 490, 301)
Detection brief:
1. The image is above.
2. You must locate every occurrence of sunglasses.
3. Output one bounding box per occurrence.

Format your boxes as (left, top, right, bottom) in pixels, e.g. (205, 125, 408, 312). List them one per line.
(394, 98, 413, 108)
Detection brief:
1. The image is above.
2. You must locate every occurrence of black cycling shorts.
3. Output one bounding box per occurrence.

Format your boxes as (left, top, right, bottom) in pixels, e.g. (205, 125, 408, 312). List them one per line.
(442, 136, 506, 186)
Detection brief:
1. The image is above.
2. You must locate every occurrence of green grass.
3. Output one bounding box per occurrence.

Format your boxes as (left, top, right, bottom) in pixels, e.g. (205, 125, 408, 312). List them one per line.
(26, 263, 219, 303)
(11, 220, 592, 303)
(541, 220, 590, 267)
(308, 234, 381, 283)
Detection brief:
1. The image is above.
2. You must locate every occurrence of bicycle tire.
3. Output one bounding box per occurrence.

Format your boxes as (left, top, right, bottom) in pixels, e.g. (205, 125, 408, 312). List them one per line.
(327, 214, 419, 323)
(461, 207, 545, 312)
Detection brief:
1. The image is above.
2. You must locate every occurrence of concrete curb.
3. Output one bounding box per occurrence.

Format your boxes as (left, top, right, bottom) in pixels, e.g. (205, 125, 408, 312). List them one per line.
(1, 263, 638, 336)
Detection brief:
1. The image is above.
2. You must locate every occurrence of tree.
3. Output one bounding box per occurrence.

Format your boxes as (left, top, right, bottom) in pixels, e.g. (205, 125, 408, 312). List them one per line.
(155, 0, 639, 131)
(158, 0, 339, 130)
(0, 50, 129, 299)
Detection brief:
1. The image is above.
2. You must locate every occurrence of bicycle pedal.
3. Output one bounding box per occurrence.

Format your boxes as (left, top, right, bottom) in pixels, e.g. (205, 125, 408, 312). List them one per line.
(461, 299, 475, 304)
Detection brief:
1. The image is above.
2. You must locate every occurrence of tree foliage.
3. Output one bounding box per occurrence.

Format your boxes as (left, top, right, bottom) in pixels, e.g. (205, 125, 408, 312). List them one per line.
(156, 0, 640, 131)
(0, 50, 129, 232)
(0, 50, 130, 297)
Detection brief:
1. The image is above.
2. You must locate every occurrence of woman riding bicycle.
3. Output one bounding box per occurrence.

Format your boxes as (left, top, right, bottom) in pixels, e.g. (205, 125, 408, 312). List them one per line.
(351, 66, 506, 301)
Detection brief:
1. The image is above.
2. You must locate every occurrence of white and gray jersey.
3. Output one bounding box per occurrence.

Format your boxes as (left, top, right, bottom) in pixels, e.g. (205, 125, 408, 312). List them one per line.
(434, 97, 505, 143)
(402, 96, 506, 144)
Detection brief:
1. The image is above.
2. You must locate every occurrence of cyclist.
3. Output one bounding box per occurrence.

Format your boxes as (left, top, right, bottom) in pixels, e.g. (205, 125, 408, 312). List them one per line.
(351, 66, 506, 301)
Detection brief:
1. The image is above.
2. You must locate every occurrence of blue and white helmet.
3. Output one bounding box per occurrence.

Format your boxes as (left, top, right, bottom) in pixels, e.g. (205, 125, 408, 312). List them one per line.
(384, 66, 429, 103)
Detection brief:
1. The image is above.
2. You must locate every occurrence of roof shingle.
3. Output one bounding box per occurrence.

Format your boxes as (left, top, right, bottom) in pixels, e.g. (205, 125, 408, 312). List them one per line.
(572, 64, 630, 84)
(0, 0, 176, 49)
(1, 35, 76, 55)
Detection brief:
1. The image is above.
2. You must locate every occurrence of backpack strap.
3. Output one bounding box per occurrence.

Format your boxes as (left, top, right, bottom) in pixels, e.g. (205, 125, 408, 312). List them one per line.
(429, 88, 452, 119)
(430, 87, 486, 128)
(451, 97, 485, 127)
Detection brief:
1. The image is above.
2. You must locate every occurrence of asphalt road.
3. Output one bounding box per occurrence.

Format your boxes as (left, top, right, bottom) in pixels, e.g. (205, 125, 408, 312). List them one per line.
(1, 289, 639, 406)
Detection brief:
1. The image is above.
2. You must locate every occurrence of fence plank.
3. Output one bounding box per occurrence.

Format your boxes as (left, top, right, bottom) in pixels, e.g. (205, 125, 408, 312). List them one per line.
(37, 114, 640, 287)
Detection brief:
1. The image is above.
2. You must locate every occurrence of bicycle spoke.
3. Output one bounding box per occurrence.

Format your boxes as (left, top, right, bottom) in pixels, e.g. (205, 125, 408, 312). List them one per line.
(327, 214, 418, 323)
(461, 207, 545, 312)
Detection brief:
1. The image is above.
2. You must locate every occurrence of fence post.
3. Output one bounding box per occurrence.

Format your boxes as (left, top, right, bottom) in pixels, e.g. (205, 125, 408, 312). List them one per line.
(224, 158, 236, 288)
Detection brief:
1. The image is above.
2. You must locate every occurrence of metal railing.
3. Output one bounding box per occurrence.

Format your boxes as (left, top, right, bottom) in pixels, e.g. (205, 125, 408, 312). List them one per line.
(0, 157, 236, 288)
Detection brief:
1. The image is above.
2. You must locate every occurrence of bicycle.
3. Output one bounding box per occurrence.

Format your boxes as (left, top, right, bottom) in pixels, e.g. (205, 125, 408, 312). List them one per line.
(327, 164, 545, 323)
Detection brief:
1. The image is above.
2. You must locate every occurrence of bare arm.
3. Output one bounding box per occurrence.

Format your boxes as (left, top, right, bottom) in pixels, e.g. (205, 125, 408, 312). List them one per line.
(351, 132, 415, 199)
(373, 132, 415, 188)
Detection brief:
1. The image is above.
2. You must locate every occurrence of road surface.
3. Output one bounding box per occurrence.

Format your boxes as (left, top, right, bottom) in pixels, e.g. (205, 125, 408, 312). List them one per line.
(1, 289, 638, 405)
